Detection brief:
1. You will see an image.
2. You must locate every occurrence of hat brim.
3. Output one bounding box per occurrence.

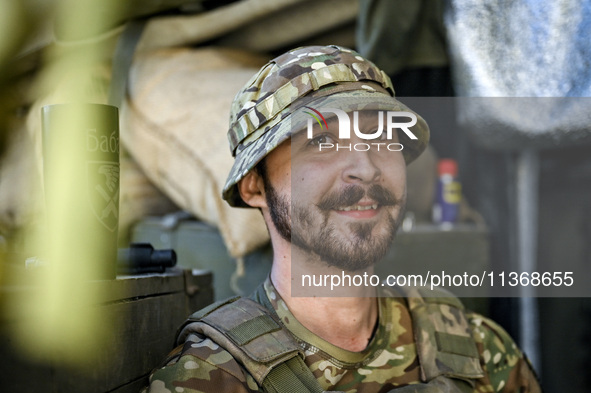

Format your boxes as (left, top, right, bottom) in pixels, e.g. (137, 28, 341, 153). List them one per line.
(222, 90, 430, 207)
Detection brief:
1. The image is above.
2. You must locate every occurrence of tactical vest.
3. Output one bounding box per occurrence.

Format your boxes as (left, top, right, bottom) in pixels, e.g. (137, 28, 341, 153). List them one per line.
(176, 285, 484, 393)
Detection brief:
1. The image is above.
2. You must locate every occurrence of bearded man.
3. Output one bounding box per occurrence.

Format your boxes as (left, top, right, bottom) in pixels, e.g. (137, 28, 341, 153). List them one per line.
(144, 46, 541, 393)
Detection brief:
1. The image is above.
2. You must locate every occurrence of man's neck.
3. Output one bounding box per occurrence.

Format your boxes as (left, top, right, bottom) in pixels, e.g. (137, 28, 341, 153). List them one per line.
(269, 246, 379, 352)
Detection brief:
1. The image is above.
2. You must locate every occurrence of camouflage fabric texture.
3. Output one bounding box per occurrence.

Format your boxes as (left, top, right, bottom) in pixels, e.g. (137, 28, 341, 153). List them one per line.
(143, 277, 541, 393)
(222, 45, 430, 207)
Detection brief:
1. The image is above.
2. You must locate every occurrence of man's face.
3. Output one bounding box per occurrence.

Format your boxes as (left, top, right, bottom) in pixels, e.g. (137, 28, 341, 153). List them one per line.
(261, 111, 407, 271)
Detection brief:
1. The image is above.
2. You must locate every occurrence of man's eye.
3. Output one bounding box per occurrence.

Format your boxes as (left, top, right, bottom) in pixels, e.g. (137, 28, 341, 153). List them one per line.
(308, 134, 335, 146)
(376, 129, 389, 141)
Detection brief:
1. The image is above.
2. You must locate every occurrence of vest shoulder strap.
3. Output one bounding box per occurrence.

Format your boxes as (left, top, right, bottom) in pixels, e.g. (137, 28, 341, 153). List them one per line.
(394, 286, 485, 384)
(176, 296, 326, 393)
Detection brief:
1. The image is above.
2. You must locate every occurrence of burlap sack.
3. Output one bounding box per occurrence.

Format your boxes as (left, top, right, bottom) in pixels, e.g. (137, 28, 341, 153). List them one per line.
(121, 47, 271, 257)
(137, 0, 357, 52)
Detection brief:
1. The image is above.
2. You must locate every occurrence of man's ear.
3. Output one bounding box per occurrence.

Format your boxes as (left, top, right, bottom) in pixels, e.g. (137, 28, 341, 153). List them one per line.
(237, 170, 267, 209)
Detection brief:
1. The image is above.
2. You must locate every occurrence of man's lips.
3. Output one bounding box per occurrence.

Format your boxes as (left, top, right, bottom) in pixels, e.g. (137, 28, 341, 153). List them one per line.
(316, 184, 400, 215)
(333, 202, 381, 218)
(334, 203, 379, 212)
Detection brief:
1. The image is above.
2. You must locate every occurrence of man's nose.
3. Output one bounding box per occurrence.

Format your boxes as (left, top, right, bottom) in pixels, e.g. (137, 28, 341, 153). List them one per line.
(342, 150, 381, 183)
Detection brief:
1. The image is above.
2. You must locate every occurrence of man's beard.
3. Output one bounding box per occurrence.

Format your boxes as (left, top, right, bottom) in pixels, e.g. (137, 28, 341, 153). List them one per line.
(265, 181, 405, 271)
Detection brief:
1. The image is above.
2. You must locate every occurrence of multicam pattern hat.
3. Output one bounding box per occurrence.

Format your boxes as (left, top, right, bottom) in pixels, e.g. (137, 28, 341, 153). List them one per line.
(222, 45, 430, 207)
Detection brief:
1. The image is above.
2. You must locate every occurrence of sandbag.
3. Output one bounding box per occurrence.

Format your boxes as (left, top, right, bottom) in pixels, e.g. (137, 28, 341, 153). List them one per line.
(136, 0, 357, 52)
(216, 0, 358, 52)
(121, 47, 271, 257)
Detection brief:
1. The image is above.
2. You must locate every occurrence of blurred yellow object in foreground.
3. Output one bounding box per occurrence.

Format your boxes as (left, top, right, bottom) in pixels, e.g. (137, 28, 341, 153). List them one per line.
(6, 0, 126, 368)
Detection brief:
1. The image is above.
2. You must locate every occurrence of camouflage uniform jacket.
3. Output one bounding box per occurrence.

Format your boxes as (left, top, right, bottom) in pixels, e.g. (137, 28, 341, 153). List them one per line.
(144, 277, 541, 392)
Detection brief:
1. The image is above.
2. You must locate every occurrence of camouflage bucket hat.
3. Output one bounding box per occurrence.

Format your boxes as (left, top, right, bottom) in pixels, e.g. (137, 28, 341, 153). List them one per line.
(223, 45, 430, 207)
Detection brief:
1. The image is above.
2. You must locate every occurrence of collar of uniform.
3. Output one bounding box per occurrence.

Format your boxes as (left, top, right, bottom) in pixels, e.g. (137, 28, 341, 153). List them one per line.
(262, 276, 393, 366)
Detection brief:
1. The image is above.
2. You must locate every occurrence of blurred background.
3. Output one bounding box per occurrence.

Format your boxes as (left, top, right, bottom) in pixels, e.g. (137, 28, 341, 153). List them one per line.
(0, 1, 590, 392)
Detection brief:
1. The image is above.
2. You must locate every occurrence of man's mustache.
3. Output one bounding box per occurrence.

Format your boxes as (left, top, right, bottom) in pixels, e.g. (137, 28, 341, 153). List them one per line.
(316, 184, 401, 211)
